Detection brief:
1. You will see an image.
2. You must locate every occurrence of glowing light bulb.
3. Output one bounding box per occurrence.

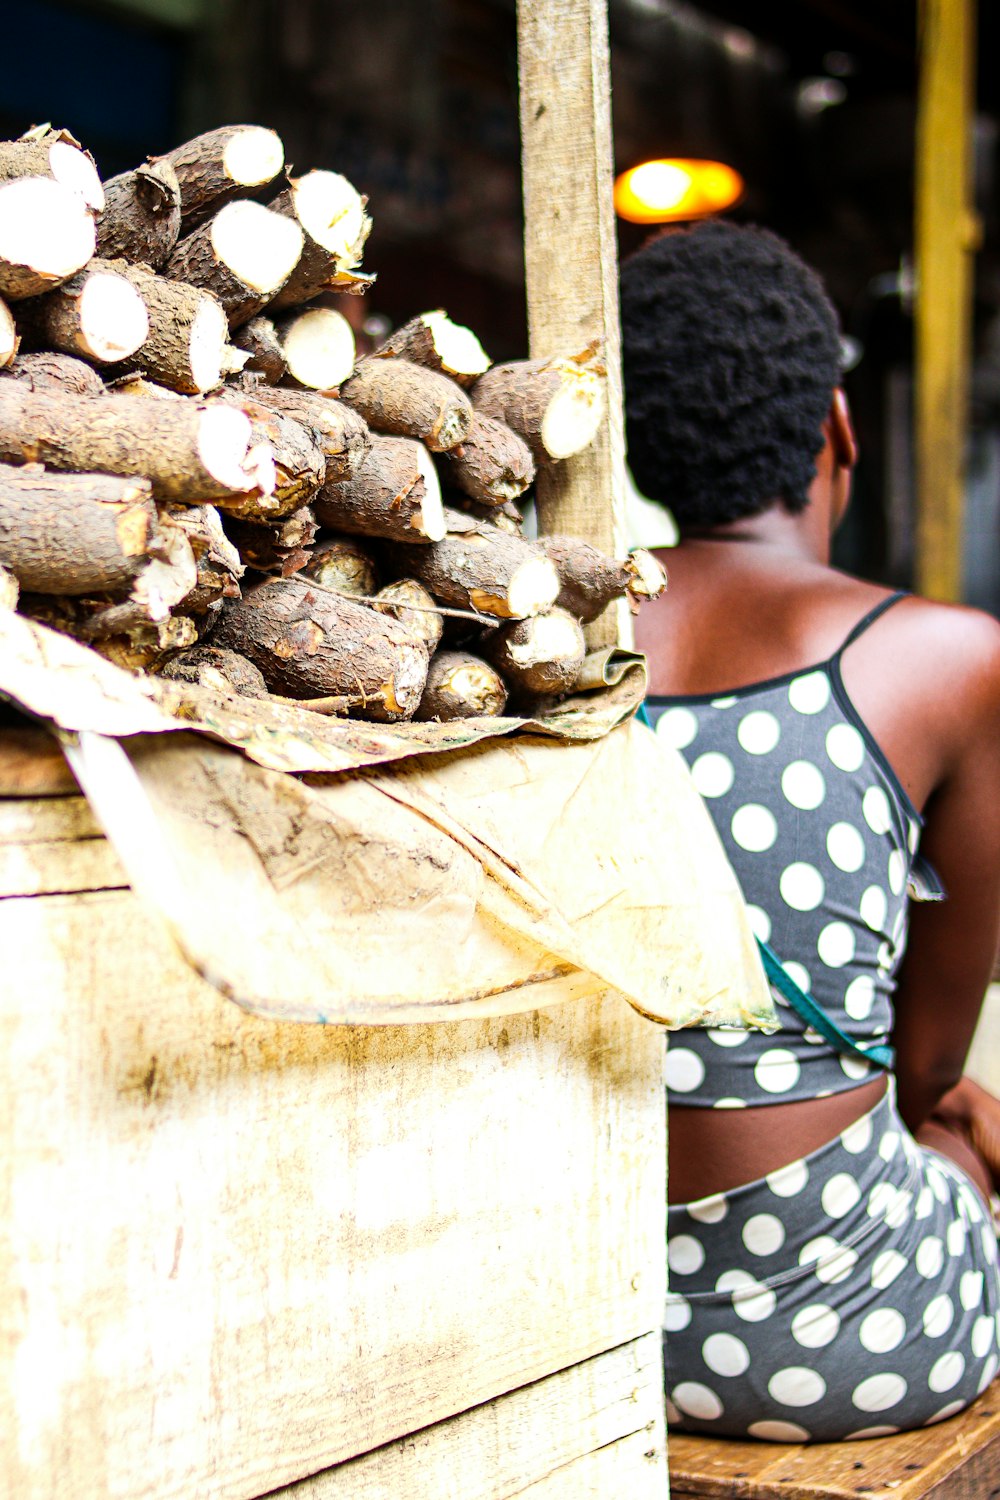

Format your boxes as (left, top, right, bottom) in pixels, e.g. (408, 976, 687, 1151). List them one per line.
(614, 159, 744, 224)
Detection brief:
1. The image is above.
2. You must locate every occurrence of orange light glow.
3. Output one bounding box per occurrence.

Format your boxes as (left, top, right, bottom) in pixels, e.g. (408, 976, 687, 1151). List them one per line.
(614, 159, 744, 224)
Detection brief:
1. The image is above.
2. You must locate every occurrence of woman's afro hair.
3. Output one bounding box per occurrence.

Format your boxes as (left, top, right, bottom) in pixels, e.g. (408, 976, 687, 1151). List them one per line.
(620, 220, 842, 527)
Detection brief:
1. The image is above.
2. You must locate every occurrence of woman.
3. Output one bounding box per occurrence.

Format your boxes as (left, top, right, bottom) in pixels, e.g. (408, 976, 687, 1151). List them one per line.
(622, 221, 1000, 1442)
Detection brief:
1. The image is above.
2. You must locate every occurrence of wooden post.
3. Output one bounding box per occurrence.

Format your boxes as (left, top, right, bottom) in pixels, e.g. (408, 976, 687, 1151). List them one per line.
(914, 0, 976, 602)
(517, 0, 630, 649)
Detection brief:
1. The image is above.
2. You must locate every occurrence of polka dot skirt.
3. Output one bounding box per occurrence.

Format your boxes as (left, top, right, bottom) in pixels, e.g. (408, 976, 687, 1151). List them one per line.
(664, 1086, 1000, 1441)
(647, 645, 942, 1108)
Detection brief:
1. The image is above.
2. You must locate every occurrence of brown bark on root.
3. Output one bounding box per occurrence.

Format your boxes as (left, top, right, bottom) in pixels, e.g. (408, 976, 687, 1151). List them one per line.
(440, 504, 504, 538)
(267, 171, 371, 311)
(486, 608, 585, 698)
(0, 350, 105, 396)
(313, 434, 444, 544)
(159, 126, 285, 229)
(210, 576, 429, 720)
(159, 645, 268, 697)
(0, 296, 17, 368)
(438, 412, 534, 504)
(162, 503, 244, 612)
(102, 261, 229, 394)
(471, 352, 604, 463)
(446, 492, 524, 534)
(163, 201, 303, 329)
(415, 651, 507, 721)
(0, 176, 96, 300)
(300, 537, 378, 595)
(273, 306, 356, 390)
(372, 579, 444, 652)
(223, 506, 318, 576)
(214, 389, 325, 515)
(104, 373, 182, 400)
(0, 383, 275, 505)
(537, 535, 667, 622)
(339, 357, 473, 452)
(385, 531, 559, 620)
(95, 159, 182, 269)
(0, 126, 103, 210)
(17, 259, 150, 365)
(22, 593, 204, 672)
(231, 316, 286, 383)
(240, 386, 370, 482)
(378, 311, 491, 386)
(0, 461, 159, 595)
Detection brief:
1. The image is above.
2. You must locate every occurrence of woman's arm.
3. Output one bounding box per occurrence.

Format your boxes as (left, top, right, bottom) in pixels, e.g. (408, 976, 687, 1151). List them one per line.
(891, 607, 1000, 1139)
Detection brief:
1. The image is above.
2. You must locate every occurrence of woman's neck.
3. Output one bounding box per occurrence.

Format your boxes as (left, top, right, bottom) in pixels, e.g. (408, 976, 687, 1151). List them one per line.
(680, 501, 832, 565)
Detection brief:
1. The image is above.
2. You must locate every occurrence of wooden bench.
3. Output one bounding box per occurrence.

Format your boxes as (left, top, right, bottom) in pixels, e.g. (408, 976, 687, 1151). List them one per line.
(668, 1390, 1000, 1498)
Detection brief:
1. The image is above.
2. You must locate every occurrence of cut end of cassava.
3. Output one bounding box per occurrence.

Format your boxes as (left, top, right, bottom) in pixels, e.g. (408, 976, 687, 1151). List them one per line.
(291, 170, 367, 265)
(280, 307, 356, 389)
(416, 651, 508, 721)
(48, 139, 104, 211)
(130, 524, 198, 623)
(626, 547, 668, 602)
(422, 310, 491, 380)
(221, 126, 285, 188)
(302, 537, 378, 596)
(196, 403, 275, 494)
(79, 271, 150, 361)
(160, 645, 268, 698)
(508, 610, 584, 670)
(189, 297, 230, 392)
(0, 562, 18, 609)
(210, 201, 303, 294)
(539, 363, 605, 459)
(0, 178, 96, 295)
(373, 579, 444, 652)
(0, 297, 16, 367)
(502, 555, 560, 619)
(493, 608, 586, 697)
(415, 444, 446, 542)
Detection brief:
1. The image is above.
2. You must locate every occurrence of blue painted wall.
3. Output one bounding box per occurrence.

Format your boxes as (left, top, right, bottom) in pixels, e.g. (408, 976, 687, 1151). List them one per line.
(0, 0, 183, 174)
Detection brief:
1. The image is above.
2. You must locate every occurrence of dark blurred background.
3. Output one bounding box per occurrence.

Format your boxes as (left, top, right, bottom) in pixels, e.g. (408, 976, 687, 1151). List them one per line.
(1, 0, 997, 606)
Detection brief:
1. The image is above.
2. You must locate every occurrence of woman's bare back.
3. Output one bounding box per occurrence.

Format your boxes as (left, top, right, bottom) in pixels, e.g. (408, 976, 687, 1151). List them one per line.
(638, 537, 1000, 1201)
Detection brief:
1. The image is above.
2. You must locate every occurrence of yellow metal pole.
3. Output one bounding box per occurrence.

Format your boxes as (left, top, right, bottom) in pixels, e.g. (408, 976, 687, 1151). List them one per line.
(914, 0, 976, 601)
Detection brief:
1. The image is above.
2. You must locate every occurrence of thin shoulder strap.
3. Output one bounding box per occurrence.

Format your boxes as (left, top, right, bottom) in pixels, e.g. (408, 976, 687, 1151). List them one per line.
(757, 939, 895, 1070)
(834, 590, 909, 657)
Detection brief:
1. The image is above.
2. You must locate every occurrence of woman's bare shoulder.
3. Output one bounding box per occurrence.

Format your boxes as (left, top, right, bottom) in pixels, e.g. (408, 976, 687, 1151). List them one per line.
(886, 596, 1000, 703)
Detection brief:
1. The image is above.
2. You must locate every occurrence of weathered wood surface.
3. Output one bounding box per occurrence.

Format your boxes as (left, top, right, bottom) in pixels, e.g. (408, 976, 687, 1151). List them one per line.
(268, 1333, 667, 1499)
(668, 1389, 1000, 1499)
(0, 855, 666, 1499)
(0, 792, 125, 895)
(517, 0, 628, 649)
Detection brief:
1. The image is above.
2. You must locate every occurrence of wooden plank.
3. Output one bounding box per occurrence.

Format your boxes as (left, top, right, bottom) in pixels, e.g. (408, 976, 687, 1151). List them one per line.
(0, 727, 79, 799)
(265, 1333, 666, 1500)
(914, 0, 976, 601)
(517, 0, 629, 649)
(0, 836, 126, 897)
(668, 1390, 1000, 1499)
(0, 886, 666, 1499)
(0, 794, 126, 896)
(0, 794, 102, 845)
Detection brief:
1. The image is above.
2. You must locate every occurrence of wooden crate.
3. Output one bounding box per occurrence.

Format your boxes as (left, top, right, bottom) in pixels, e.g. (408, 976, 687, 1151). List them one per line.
(0, 788, 668, 1499)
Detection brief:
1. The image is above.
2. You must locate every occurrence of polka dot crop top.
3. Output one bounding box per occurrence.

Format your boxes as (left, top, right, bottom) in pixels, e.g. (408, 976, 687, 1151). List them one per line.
(645, 592, 944, 1108)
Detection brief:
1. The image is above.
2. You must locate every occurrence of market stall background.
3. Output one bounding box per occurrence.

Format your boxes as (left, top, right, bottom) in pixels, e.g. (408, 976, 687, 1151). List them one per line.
(0, 4, 997, 1498)
(2, 0, 999, 609)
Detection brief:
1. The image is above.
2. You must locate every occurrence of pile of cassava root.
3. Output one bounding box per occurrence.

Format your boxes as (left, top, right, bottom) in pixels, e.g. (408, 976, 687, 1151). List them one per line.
(0, 122, 666, 722)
